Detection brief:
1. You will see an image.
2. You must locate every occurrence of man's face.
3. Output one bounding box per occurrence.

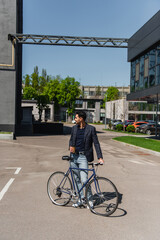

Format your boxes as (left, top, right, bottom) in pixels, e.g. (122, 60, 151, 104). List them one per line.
(75, 114, 82, 125)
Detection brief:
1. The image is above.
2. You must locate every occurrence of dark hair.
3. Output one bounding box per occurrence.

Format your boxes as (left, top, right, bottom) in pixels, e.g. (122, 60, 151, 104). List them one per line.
(76, 111, 86, 121)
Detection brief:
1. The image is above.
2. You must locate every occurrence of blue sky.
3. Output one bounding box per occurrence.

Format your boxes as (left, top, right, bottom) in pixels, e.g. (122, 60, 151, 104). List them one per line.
(23, 0, 160, 86)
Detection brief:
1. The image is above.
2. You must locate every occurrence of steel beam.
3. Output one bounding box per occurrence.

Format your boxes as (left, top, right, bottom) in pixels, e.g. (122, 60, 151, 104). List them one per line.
(8, 34, 128, 48)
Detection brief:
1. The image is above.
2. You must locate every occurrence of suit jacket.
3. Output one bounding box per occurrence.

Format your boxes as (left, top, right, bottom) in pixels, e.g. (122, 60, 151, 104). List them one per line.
(69, 123, 103, 162)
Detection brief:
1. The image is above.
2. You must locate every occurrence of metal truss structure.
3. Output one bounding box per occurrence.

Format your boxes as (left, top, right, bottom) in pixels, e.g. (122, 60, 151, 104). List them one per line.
(8, 34, 128, 48)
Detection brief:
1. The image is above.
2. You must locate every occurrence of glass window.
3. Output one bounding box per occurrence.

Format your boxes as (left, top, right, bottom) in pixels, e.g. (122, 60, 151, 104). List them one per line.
(146, 104, 154, 111)
(140, 56, 144, 73)
(130, 77, 135, 92)
(135, 80, 139, 91)
(149, 68, 155, 87)
(139, 73, 144, 90)
(89, 91, 95, 96)
(129, 102, 137, 111)
(84, 91, 89, 96)
(157, 49, 160, 65)
(75, 100, 83, 108)
(149, 49, 156, 68)
(131, 61, 136, 78)
(87, 100, 95, 108)
(144, 77, 148, 89)
(156, 65, 160, 85)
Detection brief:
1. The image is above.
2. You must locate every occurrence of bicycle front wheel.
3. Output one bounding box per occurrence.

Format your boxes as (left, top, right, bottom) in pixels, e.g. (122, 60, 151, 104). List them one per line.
(47, 171, 72, 206)
(85, 177, 119, 216)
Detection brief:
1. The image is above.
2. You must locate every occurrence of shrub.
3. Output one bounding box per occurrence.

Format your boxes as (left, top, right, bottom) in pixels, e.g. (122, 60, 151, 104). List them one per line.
(126, 125, 135, 132)
(116, 124, 123, 131)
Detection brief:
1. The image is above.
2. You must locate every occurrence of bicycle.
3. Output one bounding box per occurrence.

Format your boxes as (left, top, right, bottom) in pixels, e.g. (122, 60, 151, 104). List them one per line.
(47, 155, 119, 216)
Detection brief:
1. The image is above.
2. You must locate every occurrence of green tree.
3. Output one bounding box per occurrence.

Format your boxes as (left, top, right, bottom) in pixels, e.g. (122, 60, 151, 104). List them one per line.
(102, 86, 119, 109)
(39, 76, 48, 94)
(23, 86, 37, 100)
(57, 77, 81, 116)
(43, 76, 61, 114)
(31, 72, 39, 91)
(23, 74, 31, 87)
(105, 86, 119, 101)
(34, 66, 39, 75)
(36, 94, 50, 122)
(95, 86, 101, 96)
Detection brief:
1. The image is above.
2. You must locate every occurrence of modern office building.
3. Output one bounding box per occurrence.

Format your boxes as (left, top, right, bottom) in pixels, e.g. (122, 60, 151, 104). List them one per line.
(106, 98, 160, 122)
(127, 10, 160, 121)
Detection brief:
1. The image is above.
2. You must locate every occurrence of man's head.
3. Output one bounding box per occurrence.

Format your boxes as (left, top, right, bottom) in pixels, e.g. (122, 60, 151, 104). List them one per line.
(75, 111, 86, 125)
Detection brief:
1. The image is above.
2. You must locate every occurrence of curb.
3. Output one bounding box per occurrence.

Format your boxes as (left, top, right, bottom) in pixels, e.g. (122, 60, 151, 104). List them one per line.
(112, 139, 160, 157)
(0, 133, 13, 140)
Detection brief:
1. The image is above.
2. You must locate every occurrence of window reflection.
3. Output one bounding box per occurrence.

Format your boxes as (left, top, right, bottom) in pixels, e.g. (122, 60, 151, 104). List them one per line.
(149, 68, 155, 87)
(130, 46, 160, 92)
(149, 49, 156, 68)
(128, 102, 155, 111)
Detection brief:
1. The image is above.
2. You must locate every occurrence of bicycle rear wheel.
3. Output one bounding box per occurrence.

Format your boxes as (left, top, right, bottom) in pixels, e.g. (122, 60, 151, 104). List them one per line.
(47, 171, 72, 206)
(85, 177, 119, 216)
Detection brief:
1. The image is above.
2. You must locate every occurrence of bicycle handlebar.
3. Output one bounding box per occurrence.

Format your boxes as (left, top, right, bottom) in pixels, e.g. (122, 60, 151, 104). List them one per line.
(88, 162, 103, 166)
(62, 156, 103, 166)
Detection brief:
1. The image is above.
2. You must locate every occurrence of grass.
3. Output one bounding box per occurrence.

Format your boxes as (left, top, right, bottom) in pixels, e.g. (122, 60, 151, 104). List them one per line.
(113, 136, 160, 152)
(0, 132, 12, 134)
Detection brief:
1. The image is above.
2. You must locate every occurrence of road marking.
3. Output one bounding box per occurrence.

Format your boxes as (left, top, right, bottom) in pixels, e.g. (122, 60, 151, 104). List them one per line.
(6, 167, 21, 175)
(130, 160, 145, 165)
(129, 159, 157, 166)
(139, 160, 156, 166)
(0, 178, 15, 201)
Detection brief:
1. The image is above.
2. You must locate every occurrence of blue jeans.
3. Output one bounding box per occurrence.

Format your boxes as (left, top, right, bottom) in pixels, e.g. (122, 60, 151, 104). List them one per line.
(70, 153, 91, 200)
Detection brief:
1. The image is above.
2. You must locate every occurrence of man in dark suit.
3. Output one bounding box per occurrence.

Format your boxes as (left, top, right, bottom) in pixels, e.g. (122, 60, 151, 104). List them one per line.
(69, 111, 104, 208)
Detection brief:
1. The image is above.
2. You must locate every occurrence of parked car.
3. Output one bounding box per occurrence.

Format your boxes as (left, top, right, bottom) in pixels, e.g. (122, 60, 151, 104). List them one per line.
(135, 123, 148, 133)
(113, 121, 123, 130)
(111, 120, 122, 129)
(132, 121, 148, 129)
(143, 124, 160, 135)
(135, 123, 154, 133)
(111, 119, 122, 125)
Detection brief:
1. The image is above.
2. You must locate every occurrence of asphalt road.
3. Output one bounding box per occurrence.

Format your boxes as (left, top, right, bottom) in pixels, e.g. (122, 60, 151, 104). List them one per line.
(0, 124, 160, 240)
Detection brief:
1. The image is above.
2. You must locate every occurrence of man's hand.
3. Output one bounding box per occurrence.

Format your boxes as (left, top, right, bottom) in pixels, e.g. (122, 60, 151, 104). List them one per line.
(70, 146, 75, 153)
(98, 158, 104, 165)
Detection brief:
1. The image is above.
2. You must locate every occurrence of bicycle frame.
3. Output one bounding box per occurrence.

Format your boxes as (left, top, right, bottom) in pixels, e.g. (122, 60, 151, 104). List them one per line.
(59, 166, 100, 199)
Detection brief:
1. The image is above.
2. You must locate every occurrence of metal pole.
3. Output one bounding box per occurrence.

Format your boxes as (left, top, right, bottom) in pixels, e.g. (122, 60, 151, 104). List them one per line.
(155, 93, 158, 138)
(105, 96, 107, 129)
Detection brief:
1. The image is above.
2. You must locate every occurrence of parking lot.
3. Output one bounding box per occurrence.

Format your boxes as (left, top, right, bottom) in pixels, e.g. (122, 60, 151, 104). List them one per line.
(0, 126, 160, 240)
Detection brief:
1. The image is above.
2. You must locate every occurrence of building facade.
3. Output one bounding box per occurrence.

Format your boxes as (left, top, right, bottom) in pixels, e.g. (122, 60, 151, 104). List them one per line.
(0, 0, 23, 135)
(127, 10, 160, 123)
(22, 100, 54, 122)
(106, 98, 160, 122)
(58, 85, 130, 123)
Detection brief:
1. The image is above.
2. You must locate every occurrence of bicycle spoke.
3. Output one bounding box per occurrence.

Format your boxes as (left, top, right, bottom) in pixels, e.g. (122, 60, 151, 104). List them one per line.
(86, 177, 118, 216)
(47, 171, 72, 206)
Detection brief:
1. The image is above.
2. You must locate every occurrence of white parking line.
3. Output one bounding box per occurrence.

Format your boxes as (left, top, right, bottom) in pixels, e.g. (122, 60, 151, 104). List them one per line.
(129, 159, 157, 166)
(0, 178, 15, 201)
(6, 167, 22, 175)
(0, 167, 22, 201)
(130, 160, 145, 165)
